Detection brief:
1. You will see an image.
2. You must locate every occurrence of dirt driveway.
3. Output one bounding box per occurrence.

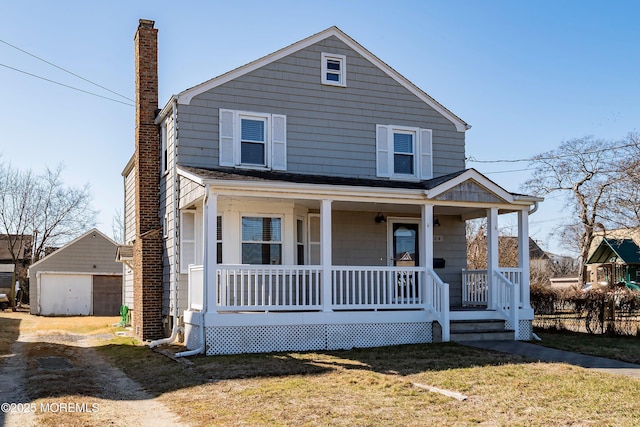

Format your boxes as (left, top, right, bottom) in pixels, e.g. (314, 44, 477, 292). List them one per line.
(0, 310, 186, 427)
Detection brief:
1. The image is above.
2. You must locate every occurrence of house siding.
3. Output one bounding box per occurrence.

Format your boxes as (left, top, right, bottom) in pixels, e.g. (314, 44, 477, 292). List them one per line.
(29, 233, 122, 276)
(176, 36, 465, 179)
(123, 165, 136, 309)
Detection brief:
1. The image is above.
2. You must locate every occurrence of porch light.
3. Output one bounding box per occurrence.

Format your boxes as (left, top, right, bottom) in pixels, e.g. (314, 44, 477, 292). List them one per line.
(434, 217, 441, 227)
(375, 212, 386, 223)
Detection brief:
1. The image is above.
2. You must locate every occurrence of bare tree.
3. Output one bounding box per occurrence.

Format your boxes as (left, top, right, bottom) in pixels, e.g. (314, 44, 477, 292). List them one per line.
(603, 133, 640, 227)
(112, 209, 124, 244)
(0, 162, 97, 306)
(523, 136, 624, 284)
(465, 218, 520, 269)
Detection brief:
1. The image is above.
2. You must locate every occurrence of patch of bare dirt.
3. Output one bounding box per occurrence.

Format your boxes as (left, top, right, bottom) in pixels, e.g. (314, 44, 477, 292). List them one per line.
(0, 314, 187, 427)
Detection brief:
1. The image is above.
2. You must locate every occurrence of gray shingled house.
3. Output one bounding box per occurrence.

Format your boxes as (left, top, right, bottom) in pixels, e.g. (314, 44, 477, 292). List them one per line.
(120, 21, 543, 355)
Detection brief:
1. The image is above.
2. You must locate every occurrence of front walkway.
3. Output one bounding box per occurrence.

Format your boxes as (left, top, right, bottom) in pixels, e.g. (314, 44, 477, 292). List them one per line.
(462, 340, 640, 379)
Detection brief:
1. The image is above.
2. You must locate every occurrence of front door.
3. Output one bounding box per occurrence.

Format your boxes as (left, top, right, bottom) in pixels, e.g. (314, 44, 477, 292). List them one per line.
(390, 221, 419, 301)
(392, 223, 419, 267)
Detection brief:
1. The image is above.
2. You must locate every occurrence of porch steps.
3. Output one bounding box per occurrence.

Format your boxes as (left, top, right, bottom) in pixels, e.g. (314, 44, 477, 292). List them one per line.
(443, 320, 515, 342)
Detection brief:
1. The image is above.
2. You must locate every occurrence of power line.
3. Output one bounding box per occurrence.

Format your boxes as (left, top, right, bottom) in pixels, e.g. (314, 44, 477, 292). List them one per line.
(467, 141, 638, 164)
(0, 38, 134, 102)
(0, 63, 134, 107)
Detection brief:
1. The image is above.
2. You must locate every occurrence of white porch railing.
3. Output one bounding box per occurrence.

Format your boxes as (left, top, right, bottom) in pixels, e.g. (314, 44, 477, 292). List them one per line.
(188, 265, 450, 338)
(216, 265, 323, 311)
(332, 266, 424, 309)
(188, 265, 204, 310)
(462, 268, 523, 307)
(495, 270, 519, 338)
(428, 268, 450, 341)
(207, 265, 448, 314)
(461, 269, 488, 306)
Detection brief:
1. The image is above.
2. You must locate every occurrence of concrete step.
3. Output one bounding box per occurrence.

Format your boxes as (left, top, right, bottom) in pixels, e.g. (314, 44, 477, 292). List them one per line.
(450, 319, 507, 333)
(434, 319, 515, 342)
(450, 329, 515, 342)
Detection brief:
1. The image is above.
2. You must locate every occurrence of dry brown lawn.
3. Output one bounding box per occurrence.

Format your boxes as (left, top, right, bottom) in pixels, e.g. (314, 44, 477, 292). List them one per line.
(2, 310, 640, 426)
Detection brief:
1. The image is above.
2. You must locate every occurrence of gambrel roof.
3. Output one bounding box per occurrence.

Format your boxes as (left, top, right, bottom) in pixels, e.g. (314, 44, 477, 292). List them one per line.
(159, 26, 469, 132)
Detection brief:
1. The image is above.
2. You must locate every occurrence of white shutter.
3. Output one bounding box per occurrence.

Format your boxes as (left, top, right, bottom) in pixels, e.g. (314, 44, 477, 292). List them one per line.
(219, 109, 235, 166)
(180, 211, 196, 273)
(271, 114, 287, 171)
(419, 128, 433, 179)
(376, 125, 390, 177)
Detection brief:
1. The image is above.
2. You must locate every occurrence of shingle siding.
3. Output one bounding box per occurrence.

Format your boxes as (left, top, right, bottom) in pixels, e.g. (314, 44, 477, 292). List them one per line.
(176, 36, 465, 178)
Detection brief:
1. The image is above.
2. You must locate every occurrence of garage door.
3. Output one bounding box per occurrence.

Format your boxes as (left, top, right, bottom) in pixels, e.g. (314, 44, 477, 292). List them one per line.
(39, 274, 92, 315)
(92, 275, 122, 316)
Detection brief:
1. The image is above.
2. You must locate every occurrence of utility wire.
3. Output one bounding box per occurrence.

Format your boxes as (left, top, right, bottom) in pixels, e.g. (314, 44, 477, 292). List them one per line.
(0, 38, 134, 102)
(0, 63, 134, 107)
(467, 141, 638, 164)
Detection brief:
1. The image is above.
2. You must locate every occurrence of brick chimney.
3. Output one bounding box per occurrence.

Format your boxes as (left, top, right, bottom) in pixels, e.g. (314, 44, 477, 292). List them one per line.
(133, 19, 163, 341)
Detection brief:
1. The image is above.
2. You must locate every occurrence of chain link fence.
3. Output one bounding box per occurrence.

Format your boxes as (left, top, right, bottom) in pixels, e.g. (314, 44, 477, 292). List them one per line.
(531, 284, 640, 336)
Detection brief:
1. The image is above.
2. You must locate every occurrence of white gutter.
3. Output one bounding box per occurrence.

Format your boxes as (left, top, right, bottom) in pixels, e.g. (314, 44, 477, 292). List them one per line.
(150, 99, 184, 349)
(175, 185, 208, 357)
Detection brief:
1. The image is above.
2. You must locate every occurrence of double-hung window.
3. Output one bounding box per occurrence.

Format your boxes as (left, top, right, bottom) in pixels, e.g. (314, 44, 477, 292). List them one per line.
(219, 109, 287, 171)
(240, 117, 267, 166)
(376, 125, 433, 180)
(393, 131, 415, 175)
(241, 216, 282, 265)
(321, 52, 346, 87)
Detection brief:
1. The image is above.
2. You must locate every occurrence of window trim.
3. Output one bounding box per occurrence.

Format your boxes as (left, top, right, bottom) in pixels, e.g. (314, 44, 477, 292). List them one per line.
(308, 213, 320, 265)
(392, 129, 416, 177)
(238, 113, 269, 168)
(160, 121, 169, 176)
(180, 211, 197, 273)
(321, 52, 346, 87)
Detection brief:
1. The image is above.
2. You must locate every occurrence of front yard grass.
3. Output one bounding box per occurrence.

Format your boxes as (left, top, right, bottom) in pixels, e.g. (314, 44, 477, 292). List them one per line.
(535, 329, 640, 364)
(98, 338, 640, 426)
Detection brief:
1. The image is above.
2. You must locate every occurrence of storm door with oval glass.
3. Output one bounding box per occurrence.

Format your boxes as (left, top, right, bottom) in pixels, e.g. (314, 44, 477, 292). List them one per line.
(390, 221, 420, 302)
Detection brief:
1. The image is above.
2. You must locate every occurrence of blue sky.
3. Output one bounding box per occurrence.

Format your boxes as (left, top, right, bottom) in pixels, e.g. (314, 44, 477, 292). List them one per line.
(1, 1, 638, 256)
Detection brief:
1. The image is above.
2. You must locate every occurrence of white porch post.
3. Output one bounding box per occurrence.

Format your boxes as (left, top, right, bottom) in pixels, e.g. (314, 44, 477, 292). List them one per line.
(420, 204, 434, 270)
(518, 209, 530, 309)
(487, 207, 499, 310)
(421, 204, 434, 308)
(321, 199, 333, 312)
(205, 190, 218, 314)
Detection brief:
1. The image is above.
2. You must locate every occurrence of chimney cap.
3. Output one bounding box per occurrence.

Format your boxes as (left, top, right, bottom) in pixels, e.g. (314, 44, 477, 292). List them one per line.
(138, 19, 155, 29)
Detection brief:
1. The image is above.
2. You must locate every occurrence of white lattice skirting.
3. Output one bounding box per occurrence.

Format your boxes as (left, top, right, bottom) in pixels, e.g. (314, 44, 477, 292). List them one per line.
(205, 322, 434, 355)
(518, 319, 533, 341)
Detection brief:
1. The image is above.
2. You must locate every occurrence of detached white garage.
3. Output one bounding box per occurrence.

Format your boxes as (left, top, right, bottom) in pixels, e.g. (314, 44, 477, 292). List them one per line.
(38, 273, 92, 315)
(29, 229, 122, 316)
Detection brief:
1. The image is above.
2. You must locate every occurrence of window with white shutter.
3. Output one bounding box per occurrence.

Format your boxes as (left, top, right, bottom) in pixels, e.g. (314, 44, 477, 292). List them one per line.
(376, 125, 433, 180)
(218, 109, 287, 171)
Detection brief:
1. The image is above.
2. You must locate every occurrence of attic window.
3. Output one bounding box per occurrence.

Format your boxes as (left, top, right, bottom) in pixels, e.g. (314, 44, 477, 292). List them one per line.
(321, 52, 346, 87)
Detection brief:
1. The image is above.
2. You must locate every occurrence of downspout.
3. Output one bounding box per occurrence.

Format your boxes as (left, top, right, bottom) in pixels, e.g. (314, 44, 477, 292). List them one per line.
(528, 201, 539, 215)
(150, 99, 183, 348)
(175, 185, 208, 357)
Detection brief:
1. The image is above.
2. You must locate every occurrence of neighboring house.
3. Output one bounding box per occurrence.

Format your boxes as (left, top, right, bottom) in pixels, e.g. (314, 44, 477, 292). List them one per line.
(585, 228, 640, 286)
(29, 228, 122, 316)
(467, 236, 550, 270)
(0, 234, 32, 300)
(120, 20, 542, 355)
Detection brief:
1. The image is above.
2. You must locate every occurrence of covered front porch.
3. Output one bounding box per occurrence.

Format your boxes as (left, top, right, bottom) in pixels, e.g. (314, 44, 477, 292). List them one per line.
(177, 167, 539, 355)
